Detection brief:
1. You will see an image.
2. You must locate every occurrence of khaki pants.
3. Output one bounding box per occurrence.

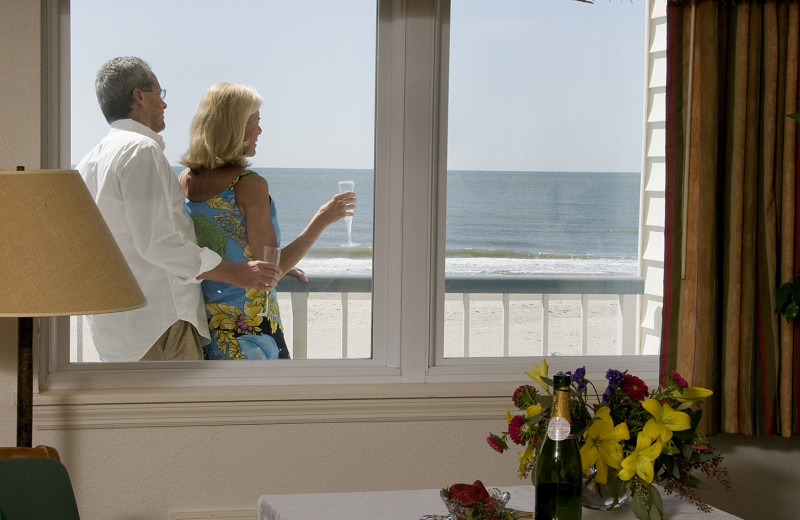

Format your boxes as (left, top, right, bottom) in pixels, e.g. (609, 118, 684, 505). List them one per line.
(139, 320, 204, 361)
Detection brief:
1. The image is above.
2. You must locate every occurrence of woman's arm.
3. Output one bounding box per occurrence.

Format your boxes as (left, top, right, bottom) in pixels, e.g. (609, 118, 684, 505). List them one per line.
(235, 173, 355, 277)
(235, 173, 279, 262)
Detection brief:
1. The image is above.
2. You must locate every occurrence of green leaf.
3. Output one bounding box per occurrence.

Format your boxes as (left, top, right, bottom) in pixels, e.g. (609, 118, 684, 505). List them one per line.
(788, 112, 800, 124)
(632, 492, 649, 520)
(649, 484, 664, 520)
(686, 475, 710, 490)
(690, 449, 718, 463)
(776, 282, 792, 309)
(784, 303, 799, 323)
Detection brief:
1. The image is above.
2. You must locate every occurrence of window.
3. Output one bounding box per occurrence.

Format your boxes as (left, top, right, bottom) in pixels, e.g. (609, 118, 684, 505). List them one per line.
(41, 0, 663, 401)
(68, 0, 377, 362)
(442, 1, 647, 360)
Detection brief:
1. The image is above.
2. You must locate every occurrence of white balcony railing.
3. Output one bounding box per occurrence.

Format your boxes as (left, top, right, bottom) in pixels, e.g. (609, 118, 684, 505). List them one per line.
(275, 274, 645, 359)
(71, 274, 645, 361)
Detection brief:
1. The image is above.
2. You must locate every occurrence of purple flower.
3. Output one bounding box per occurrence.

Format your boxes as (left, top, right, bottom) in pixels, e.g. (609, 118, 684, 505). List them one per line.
(603, 369, 625, 401)
(606, 369, 625, 387)
(572, 366, 587, 391)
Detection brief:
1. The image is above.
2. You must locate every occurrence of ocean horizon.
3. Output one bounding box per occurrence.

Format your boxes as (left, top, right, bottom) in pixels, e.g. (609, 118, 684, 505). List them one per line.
(171, 167, 641, 276)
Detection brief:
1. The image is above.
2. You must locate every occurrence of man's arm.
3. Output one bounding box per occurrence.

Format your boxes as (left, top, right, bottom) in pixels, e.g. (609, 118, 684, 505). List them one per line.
(200, 260, 281, 291)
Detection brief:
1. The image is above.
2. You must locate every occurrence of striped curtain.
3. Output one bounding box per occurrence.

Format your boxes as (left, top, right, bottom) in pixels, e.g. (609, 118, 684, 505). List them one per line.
(661, 0, 800, 436)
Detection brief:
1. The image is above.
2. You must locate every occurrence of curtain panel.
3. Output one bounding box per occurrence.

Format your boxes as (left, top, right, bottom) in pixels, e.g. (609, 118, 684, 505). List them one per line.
(662, 0, 799, 436)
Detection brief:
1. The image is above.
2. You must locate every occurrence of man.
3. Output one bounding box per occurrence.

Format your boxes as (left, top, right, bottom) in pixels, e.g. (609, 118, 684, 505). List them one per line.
(77, 56, 280, 362)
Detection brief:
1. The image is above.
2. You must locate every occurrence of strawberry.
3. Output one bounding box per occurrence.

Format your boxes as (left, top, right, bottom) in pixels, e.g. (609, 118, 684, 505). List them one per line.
(472, 480, 490, 499)
(447, 483, 482, 505)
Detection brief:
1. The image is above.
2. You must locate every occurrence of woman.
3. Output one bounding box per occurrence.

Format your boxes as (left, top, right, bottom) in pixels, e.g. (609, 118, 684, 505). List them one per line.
(180, 83, 355, 360)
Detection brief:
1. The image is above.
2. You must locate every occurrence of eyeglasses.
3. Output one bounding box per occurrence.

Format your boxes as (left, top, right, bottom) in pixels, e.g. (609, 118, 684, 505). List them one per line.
(142, 88, 167, 100)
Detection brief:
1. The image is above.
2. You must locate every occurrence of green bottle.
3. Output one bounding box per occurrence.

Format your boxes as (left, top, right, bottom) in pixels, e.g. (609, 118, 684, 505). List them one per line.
(534, 372, 582, 520)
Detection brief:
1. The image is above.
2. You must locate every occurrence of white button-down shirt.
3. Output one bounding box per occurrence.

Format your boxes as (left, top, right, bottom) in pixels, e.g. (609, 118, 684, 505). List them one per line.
(77, 119, 222, 361)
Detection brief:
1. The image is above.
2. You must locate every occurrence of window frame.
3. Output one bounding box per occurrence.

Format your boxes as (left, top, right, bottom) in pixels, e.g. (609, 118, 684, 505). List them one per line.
(36, 0, 660, 428)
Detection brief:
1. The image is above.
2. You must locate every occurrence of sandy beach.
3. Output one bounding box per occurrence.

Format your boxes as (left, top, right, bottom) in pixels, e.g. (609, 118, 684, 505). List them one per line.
(71, 293, 621, 362)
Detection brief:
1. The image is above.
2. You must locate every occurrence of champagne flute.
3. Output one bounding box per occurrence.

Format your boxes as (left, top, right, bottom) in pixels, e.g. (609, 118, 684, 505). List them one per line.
(258, 245, 281, 316)
(338, 180, 357, 247)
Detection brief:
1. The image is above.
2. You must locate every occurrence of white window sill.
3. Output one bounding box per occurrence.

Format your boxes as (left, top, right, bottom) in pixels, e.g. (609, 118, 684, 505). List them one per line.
(33, 381, 516, 430)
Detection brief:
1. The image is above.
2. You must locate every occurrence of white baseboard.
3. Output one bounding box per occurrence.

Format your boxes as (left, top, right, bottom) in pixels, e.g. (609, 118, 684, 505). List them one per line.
(169, 511, 255, 520)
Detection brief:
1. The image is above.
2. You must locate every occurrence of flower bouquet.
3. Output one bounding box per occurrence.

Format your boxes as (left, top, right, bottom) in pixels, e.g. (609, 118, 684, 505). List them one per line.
(487, 360, 730, 520)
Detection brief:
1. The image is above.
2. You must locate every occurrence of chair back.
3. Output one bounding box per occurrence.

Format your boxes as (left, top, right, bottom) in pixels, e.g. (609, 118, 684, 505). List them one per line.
(0, 445, 61, 461)
(0, 445, 80, 520)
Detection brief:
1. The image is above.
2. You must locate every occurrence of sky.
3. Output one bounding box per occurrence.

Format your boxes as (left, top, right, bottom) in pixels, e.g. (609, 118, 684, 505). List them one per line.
(70, 0, 646, 172)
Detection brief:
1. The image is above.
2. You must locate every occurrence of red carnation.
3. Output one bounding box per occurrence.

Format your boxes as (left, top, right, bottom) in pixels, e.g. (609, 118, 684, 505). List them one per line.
(671, 370, 689, 388)
(512, 384, 535, 408)
(620, 374, 648, 401)
(508, 415, 527, 445)
(487, 434, 507, 453)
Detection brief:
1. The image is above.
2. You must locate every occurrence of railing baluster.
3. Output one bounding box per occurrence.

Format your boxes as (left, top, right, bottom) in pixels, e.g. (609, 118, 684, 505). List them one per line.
(341, 292, 349, 358)
(581, 294, 589, 355)
(75, 316, 84, 362)
(542, 294, 550, 356)
(462, 293, 470, 357)
(290, 292, 309, 359)
(503, 293, 510, 356)
(618, 293, 638, 355)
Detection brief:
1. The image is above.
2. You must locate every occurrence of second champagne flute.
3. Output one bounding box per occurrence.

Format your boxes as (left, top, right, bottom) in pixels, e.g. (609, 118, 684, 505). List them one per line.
(337, 180, 357, 247)
(259, 245, 281, 316)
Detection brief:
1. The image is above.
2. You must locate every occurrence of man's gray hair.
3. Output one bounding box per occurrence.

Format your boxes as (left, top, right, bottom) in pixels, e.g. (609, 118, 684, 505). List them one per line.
(95, 57, 154, 123)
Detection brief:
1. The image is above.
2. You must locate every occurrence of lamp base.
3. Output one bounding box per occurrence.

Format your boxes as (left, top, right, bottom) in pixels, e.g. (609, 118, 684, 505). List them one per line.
(17, 317, 32, 447)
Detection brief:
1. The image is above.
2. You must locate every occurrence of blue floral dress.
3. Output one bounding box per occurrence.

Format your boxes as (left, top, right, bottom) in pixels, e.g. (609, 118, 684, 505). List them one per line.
(185, 170, 289, 359)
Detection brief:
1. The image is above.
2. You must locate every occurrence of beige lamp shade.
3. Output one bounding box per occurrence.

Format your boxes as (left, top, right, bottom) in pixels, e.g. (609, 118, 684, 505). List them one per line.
(0, 169, 146, 316)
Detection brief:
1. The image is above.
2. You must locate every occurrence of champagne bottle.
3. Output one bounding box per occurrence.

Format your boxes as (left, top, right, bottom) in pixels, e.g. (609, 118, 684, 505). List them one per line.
(534, 372, 583, 520)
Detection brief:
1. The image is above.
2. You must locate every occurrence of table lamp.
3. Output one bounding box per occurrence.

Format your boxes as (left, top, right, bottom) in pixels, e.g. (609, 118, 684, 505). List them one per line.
(0, 168, 146, 447)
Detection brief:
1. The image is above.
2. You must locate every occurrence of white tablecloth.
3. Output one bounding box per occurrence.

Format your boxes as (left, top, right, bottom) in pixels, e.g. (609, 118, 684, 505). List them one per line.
(258, 485, 742, 520)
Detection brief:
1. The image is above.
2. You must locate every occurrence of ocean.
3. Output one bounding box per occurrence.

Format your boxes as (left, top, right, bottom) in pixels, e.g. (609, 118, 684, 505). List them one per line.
(246, 168, 640, 276)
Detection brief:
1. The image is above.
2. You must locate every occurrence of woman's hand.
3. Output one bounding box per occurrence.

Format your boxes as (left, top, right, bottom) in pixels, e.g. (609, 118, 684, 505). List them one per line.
(236, 260, 282, 290)
(287, 266, 308, 282)
(316, 191, 356, 226)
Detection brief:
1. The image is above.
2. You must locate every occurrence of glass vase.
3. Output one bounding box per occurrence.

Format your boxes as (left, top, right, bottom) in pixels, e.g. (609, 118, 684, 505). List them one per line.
(581, 467, 632, 511)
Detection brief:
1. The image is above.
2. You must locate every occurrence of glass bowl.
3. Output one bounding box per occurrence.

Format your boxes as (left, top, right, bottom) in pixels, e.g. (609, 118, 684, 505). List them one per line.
(440, 488, 511, 520)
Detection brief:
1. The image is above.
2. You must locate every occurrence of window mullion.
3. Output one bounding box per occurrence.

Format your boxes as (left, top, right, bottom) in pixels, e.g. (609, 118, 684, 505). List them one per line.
(395, 0, 446, 382)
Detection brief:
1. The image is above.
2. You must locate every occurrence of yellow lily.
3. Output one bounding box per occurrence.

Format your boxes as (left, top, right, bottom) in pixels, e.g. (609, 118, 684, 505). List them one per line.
(525, 359, 550, 391)
(619, 433, 663, 483)
(526, 404, 543, 418)
(580, 407, 630, 484)
(642, 399, 691, 443)
(670, 386, 714, 410)
(506, 409, 514, 424)
(519, 443, 535, 475)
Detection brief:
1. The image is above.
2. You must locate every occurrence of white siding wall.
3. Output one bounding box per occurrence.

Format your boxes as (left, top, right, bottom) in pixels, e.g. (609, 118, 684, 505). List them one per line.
(639, 0, 667, 354)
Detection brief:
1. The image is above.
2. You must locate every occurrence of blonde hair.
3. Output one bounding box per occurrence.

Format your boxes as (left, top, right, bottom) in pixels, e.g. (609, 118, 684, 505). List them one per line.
(181, 83, 263, 170)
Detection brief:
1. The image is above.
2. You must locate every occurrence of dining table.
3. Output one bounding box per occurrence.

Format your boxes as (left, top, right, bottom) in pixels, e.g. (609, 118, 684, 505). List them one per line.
(257, 484, 743, 520)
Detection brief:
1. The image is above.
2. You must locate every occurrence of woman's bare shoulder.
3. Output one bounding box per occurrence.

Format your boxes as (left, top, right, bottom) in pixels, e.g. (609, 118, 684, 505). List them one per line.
(237, 170, 269, 192)
(185, 166, 246, 202)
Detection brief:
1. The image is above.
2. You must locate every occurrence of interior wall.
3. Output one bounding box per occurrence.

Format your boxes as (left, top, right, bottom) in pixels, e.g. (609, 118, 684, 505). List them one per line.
(2, 2, 800, 520)
(697, 433, 800, 520)
(0, 0, 41, 169)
